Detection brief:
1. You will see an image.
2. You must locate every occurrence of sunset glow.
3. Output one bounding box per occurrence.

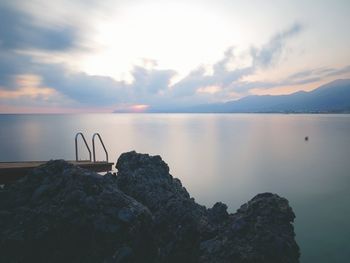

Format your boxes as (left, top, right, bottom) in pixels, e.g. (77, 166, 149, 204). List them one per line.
(0, 0, 349, 113)
(130, 104, 150, 113)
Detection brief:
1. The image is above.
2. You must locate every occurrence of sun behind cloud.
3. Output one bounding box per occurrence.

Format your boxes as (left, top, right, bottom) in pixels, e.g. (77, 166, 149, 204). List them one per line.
(0, 0, 350, 113)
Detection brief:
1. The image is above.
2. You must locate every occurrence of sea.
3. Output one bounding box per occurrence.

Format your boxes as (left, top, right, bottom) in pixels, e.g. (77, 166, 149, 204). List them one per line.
(0, 113, 349, 262)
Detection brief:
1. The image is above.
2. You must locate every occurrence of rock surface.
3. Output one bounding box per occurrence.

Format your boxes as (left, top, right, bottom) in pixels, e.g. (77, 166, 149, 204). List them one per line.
(116, 151, 300, 263)
(199, 193, 299, 263)
(116, 151, 208, 262)
(0, 160, 156, 263)
(0, 151, 300, 263)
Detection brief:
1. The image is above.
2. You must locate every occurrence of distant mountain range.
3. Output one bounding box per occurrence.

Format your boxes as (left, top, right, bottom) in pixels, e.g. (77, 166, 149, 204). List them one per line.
(151, 79, 350, 113)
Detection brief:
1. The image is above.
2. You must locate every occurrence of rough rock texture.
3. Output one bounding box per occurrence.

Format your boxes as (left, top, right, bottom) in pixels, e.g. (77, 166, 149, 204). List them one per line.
(0, 151, 300, 263)
(116, 151, 300, 263)
(116, 151, 208, 262)
(199, 193, 300, 263)
(0, 160, 156, 263)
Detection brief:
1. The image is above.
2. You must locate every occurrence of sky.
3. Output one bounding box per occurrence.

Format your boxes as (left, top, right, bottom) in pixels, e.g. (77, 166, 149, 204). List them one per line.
(0, 0, 350, 113)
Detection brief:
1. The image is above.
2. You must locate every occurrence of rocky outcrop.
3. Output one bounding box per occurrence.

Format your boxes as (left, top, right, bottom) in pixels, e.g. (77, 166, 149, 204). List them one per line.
(0, 160, 156, 263)
(199, 193, 299, 263)
(0, 151, 300, 263)
(116, 152, 300, 263)
(116, 152, 209, 262)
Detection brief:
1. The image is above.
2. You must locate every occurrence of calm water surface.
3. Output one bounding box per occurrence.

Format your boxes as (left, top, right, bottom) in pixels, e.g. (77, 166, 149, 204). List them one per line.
(1, 114, 349, 262)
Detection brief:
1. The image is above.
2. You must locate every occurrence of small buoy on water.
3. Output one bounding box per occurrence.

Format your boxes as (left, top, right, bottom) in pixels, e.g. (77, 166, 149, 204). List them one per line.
(305, 136, 309, 141)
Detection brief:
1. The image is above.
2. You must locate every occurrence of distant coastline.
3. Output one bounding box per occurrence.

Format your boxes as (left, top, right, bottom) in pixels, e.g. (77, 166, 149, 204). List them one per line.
(114, 79, 350, 114)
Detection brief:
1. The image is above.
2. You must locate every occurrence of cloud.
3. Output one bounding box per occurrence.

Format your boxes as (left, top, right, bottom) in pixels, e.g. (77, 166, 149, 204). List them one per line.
(0, 1, 177, 108)
(325, 65, 350, 77)
(171, 24, 302, 100)
(0, 21, 306, 110)
(40, 65, 128, 106)
(1, 0, 349, 113)
(283, 65, 350, 86)
(35, 63, 179, 106)
(0, 3, 78, 51)
(130, 66, 176, 96)
(171, 47, 252, 98)
(1, 8, 342, 113)
(233, 64, 350, 92)
(0, 50, 32, 88)
(0, 1, 129, 108)
(287, 68, 332, 80)
(0, 73, 77, 112)
(251, 23, 302, 67)
(0, 74, 54, 99)
(0, 2, 80, 89)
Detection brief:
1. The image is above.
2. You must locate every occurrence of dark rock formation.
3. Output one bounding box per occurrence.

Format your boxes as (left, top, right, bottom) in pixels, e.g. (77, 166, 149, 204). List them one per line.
(199, 193, 299, 263)
(0, 151, 300, 263)
(0, 160, 156, 263)
(116, 151, 208, 262)
(116, 152, 300, 263)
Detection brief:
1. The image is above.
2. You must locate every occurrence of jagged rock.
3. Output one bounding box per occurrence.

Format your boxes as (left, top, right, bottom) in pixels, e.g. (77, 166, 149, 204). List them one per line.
(199, 193, 300, 263)
(0, 152, 300, 263)
(207, 202, 229, 224)
(0, 160, 156, 263)
(116, 151, 299, 263)
(116, 151, 207, 262)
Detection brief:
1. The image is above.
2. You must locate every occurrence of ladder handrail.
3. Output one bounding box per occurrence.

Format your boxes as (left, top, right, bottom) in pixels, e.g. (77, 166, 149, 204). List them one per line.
(92, 133, 109, 162)
(75, 132, 92, 161)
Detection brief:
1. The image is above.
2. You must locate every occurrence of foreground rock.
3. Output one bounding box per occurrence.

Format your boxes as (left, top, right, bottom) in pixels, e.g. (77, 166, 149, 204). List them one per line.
(199, 193, 299, 263)
(0, 152, 300, 263)
(116, 152, 208, 262)
(116, 152, 300, 263)
(0, 160, 156, 263)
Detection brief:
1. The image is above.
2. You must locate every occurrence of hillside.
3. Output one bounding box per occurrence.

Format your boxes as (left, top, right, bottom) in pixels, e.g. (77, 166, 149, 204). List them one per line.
(187, 79, 350, 113)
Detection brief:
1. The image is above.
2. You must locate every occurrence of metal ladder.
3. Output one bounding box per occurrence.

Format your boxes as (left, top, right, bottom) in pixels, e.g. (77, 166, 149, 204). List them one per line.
(75, 132, 108, 162)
